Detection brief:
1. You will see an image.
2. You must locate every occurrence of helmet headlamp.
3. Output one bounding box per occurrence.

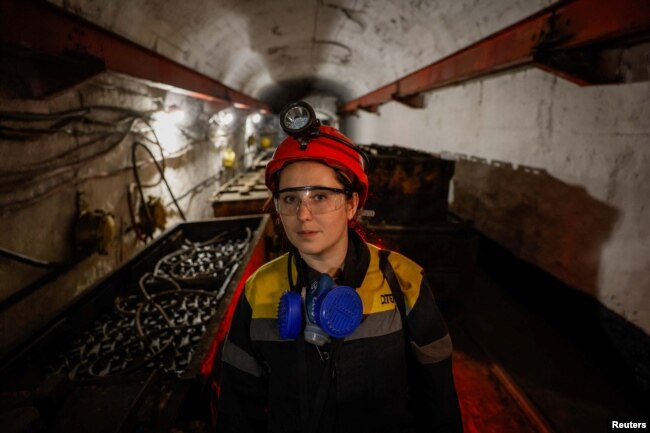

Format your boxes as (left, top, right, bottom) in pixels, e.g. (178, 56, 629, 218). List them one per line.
(279, 101, 367, 166)
(280, 101, 319, 137)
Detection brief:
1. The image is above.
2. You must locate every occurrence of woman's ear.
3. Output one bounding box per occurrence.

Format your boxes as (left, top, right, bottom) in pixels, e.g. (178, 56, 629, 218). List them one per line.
(347, 192, 359, 220)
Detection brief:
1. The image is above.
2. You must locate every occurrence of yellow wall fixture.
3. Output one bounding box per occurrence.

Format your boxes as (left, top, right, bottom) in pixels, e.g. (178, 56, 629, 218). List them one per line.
(222, 148, 237, 168)
(138, 196, 167, 237)
(260, 136, 272, 149)
(74, 209, 116, 255)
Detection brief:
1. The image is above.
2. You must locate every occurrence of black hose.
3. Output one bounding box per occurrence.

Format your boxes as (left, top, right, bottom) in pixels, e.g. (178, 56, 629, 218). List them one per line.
(0, 132, 123, 177)
(132, 141, 186, 225)
(167, 173, 221, 205)
(0, 247, 65, 269)
(0, 105, 155, 121)
(0, 130, 133, 211)
(0, 107, 90, 121)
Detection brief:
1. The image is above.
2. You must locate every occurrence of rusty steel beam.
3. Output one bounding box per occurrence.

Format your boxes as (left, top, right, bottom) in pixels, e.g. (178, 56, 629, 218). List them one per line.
(0, 0, 269, 111)
(340, 0, 650, 114)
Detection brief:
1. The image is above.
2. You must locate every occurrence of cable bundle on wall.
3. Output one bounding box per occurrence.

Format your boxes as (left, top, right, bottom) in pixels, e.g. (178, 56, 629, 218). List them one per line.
(0, 106, 152, 212)
(129, 140, 187, 242)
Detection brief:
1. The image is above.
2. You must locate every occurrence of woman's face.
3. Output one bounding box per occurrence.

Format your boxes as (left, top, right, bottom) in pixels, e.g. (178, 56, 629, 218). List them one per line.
(277, 161, 358, 262)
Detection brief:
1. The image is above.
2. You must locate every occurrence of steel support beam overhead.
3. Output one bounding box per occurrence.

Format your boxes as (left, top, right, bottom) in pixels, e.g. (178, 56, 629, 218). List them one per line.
(339, 0, 650, 114)
(0, 0, 269, 110)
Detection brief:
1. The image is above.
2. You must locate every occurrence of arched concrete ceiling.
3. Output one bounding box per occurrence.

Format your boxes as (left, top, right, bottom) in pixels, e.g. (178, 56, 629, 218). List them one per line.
(48, 0, 554, 109)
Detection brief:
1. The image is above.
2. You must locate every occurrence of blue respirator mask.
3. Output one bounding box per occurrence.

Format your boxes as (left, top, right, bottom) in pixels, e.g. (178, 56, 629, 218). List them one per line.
(277, 273, 363, 346)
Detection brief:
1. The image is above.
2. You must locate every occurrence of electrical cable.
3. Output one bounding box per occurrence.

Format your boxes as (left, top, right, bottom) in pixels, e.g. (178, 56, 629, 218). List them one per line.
(0, 114, 172, 206)
(131, 141, 186, 227)
(135, 117, 166, 176)
(0, 106, 155, 148)
(1, 152, 173, 214)
(0, 132, 123, 179)
(0, 107, 90, 121)
(137, 273, 182, 300)
(127, 186, 149, 242)
(0, 106, 185, 217)
(166, 173, 221, 205)
(0, 116, 134, 140)
(114, 294, 142, 316)
(131, 146, 157, 239)
(81, 112, 141, 126)
(0, 117, 137, 176)
(0, 130, 133, 211)
(0, 257, 81, 313)
(0, 105, 157, 122)
(0, 124, 115, 137)
(0, 247, 65, 269)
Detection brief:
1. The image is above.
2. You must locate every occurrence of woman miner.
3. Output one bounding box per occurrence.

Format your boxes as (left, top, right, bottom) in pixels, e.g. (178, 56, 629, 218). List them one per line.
(216, 102, 462, 433)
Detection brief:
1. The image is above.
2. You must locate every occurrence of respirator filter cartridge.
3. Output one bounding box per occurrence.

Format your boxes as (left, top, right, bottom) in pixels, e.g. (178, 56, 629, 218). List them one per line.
(313, 285, 363, 339)
(277, 291, 303, 339)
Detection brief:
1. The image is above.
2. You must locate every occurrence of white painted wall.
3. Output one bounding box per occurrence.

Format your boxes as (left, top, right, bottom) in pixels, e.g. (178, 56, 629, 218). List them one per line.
(344, 68, 650, 334)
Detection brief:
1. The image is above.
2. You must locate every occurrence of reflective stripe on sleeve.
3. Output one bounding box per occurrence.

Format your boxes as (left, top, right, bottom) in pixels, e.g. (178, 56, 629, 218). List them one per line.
(346, 308, 402, 341)
(250, 318, 284, 341)
(221, 339, 263, 377)
(248, 310, 403, 342)
(410, 333, 452, 364)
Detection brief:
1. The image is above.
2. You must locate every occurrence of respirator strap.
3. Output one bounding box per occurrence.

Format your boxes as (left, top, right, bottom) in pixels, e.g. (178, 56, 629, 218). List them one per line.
(379, 250, 407, 325)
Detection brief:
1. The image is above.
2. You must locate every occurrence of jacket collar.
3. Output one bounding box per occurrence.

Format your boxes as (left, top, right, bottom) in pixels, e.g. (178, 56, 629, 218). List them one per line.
(340, 228, 370, 288)
(299, 228, 370, 289)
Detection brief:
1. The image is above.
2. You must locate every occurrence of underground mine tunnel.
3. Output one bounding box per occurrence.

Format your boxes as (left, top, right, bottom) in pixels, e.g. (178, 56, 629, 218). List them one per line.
(0, 1, 649, 432)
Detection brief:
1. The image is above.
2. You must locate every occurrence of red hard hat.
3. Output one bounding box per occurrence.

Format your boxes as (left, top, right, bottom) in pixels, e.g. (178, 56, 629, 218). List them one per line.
(265, 125, 369, 206)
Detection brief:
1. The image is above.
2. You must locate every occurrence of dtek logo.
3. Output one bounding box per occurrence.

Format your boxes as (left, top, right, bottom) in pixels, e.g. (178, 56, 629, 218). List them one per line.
(380, 294, 395, 305)
(609, 418, 648, 432)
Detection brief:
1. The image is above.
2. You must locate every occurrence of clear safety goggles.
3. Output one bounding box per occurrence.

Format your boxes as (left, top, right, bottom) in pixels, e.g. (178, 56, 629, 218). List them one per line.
(274, 186, 350, 216)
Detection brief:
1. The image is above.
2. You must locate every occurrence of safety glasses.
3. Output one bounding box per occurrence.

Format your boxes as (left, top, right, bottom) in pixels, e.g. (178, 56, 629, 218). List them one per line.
(274, 186, 350, 216)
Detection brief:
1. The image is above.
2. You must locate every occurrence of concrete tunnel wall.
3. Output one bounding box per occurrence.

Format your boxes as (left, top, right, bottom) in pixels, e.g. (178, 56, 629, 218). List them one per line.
(0, 73, 251, 356)
(343, 67, 650, 335)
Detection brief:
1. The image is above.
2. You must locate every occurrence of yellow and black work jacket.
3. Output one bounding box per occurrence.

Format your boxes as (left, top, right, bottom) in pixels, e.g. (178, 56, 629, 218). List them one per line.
(216, 230, 462, 433)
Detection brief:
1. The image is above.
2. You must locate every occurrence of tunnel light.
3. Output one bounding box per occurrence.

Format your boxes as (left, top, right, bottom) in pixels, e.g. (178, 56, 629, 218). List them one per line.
(251, 113, 262, 124)
(168, 109, 186, 124)
(152, 106, 186, 124)
(212, 109, 236, 127)
(151, 106, 187, 156)
(221, 112, 235, 126)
